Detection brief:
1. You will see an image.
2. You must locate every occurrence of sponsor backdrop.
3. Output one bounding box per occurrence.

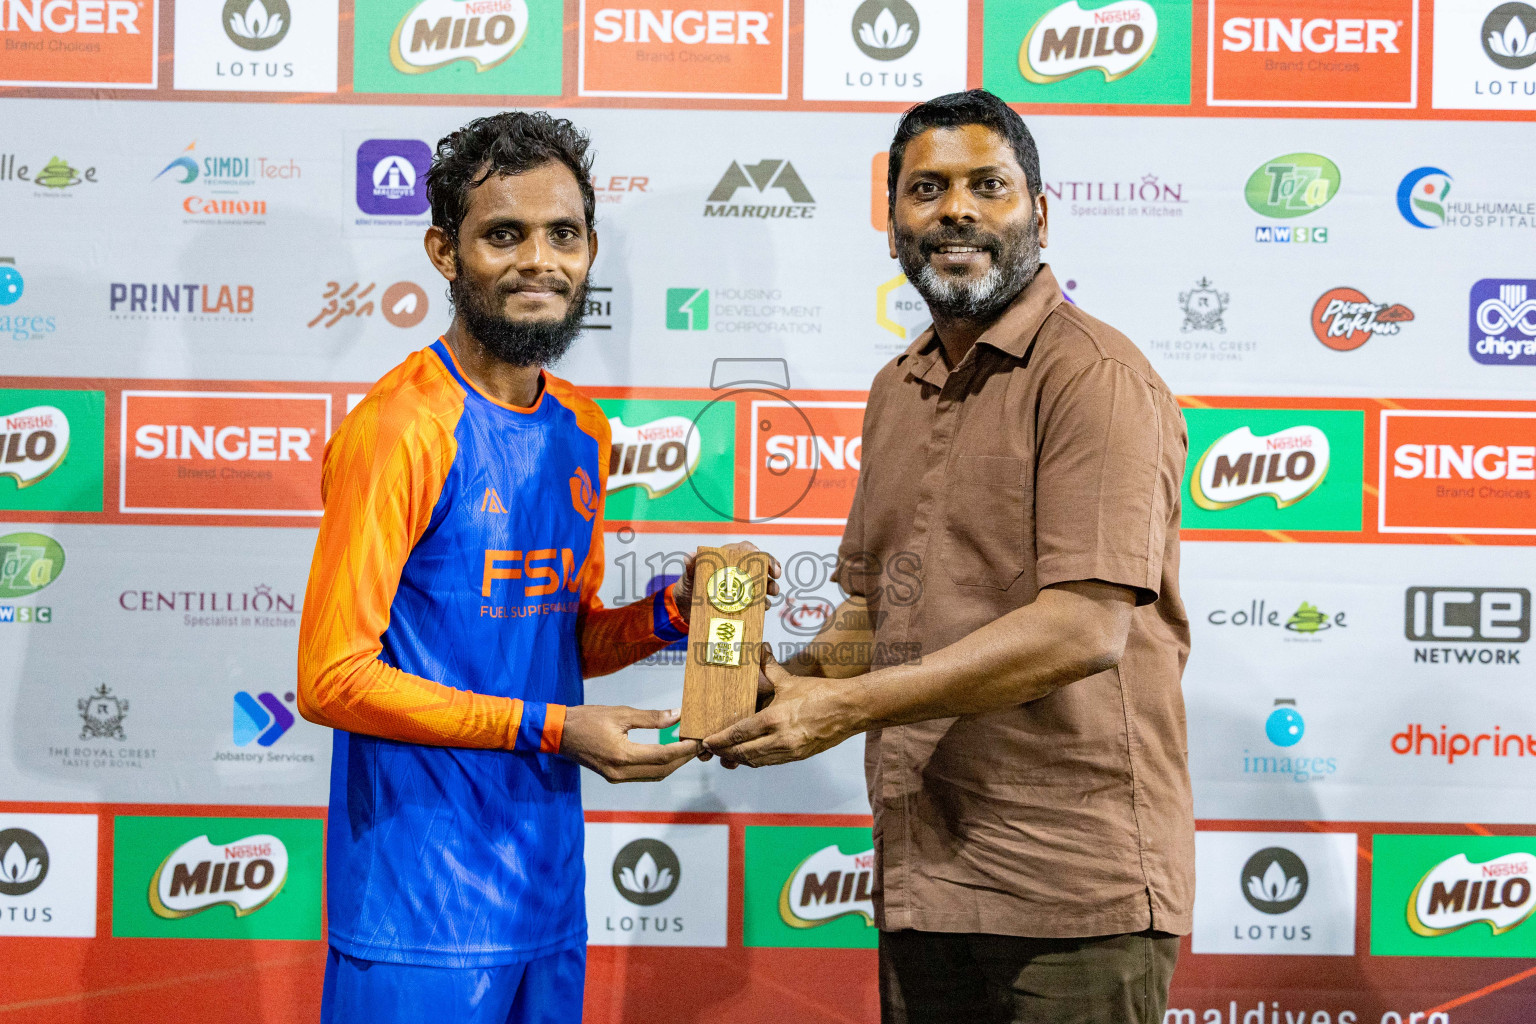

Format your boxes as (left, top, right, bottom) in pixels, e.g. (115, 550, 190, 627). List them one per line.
(2, 1, 1535, 1022)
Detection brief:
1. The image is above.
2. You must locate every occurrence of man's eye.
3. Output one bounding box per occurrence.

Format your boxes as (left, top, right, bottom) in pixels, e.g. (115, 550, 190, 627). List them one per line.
(553, 228, 577, 241)
(978, 178, 1004, 191)
(913, 182, 939, 195)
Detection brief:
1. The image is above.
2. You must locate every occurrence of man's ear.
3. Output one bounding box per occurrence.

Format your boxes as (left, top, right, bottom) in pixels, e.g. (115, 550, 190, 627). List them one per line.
(588, 228, 599, 265)
(1035, 192, 1049, 249)
(887, 219, 897, 261)
(424, 225, 457, 281)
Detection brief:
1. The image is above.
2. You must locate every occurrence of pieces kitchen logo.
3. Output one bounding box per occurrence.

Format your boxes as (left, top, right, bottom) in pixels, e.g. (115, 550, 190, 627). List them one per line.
(0, 153, 100, 197)
(108, 282, 255, 321)
(0, 815, 99, 938)
(0, 257, 58, 342)
(152, 140, 302, 225)
(586, 824, 727, 947)
(1205, 597, 1347, 643)
(1192, 832, 1357, 955)
(173, 0, 339, 93)
(0, 0, 156, 88)
(1373, 836, 1536, 957)
(1242, 698, 1339, 784)
(702, 159, 815, 220)
(1379, 410, 1536, 535)
(1147, 276, 1259, 365)
(1403, 586, 1528, 667)
(983, 0, 1191, 105)
(1397, 166, 1536, 232)
(1469, 278, 1536, 365)
(1246, 152, 1338, 243)
(120, 391, 329, 517)
(1209, 0, 1417, 108)
(47, 682, 156, 774)
(0, 531, 65, 627)
(801, 1, 968, 102)
(580, 1, 788, 99)
(1043, 172, 1188, 219)
(1432, 2, 1536, 111)
(1311, 287, 1413, 351)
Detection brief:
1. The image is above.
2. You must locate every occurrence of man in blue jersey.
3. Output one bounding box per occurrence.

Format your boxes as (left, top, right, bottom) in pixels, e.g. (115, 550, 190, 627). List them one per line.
(298, 111, 772, 1024)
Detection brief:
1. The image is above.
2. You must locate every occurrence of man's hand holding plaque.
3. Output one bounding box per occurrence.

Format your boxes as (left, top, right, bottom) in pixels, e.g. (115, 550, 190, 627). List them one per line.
(676, 543, 777, 741)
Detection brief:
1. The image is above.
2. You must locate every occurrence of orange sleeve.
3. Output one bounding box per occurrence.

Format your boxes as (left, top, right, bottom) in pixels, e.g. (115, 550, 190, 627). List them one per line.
(296, 357, 528, 750)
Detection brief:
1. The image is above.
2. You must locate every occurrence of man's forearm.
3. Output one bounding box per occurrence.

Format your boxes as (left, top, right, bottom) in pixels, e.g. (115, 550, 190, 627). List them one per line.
(784, 597, 876, 679)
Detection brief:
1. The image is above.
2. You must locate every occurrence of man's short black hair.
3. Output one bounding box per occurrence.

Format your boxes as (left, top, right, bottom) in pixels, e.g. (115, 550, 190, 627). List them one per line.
(426, 111, 596, 244)
(887, 90, 1042, 216)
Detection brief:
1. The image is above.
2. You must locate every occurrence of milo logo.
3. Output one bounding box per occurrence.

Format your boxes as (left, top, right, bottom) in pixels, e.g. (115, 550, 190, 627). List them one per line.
(1191, 425, 1330, 511)
(608, 414, 700, 499)
(390, 0, 530, 74)
(1409, 852, 1536, 937)
(778, 844, 876, 929)
(1, 405, 69, 488)
(149, 833, 289, 919)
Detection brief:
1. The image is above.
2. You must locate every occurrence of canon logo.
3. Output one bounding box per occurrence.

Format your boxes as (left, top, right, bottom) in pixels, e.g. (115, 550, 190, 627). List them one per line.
(1393, 443, 1536, 481)
(133, 425, 313, 462)
(591, 8, 771, 45)
(0, 0, 142, 34)
(1221, 18, 1399, 54)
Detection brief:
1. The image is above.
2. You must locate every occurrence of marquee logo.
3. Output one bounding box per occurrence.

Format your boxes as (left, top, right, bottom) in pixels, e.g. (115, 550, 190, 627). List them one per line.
(1019, 0, 1157, 83)
(0, 0, 157, 88)
(0, 406, 69, 489)
(1311, 288, 1413, 351)
(580, 1, 788, 99)
(1409, 852, 1536, 937)
(149, 833, 288, 919)
(1380, 411, 1536, 535)
(390, 0, 529, 73)
(1245, 153, 1340, 219)
(778, 844, 875, 928)
(1191, 425, 1329, 511)
(1470, 279, 1536, 365)
(1209, 0, 1417, 107)
(608, 414, 700, 499)
(703, 160, 814, 219)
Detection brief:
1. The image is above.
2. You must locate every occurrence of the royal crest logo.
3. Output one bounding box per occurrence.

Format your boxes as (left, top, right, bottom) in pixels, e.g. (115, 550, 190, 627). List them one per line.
(1019, 0, 1157, 83)
(1191, 425, 1330, 511)
(778, 844, 876, 928)
(607, 414, 700, 498)
(1, 405, 69, 489)
(390, 0, 530, 74)
(1311, 288, 1414, 351)
(1179, 277, 1227, 333)
(148, 833, 289, 919)
(78, 684, 128, 742)
(1408, 852, 1536, 937)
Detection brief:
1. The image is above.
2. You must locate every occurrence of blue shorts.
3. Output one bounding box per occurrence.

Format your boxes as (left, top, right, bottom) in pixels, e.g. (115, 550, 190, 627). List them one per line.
(321, 944, 585, 1024)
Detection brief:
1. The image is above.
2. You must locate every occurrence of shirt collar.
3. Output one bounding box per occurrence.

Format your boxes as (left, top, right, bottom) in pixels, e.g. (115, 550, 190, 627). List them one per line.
(896, 264, 1064, 384)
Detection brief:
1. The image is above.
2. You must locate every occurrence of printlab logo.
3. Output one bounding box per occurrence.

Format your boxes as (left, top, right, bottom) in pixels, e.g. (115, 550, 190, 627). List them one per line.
(1311, 288, 1414, 351)
(703, 160, 815, 219)
(79, 684, 128, 742)
(1242, 847, 1308, 914)
(1484, 3, 1536, 69)
(355, 140, 432, 219)
(666, 288, 709, 330)
(233, 692, 295, 747)
(612, 839, 681, 906)
(853, 0, 919, 60)
(1180, 277, 1227, 332)
(225, 0, 290, 49)
(1470, 279, 1536, 365)
(1397, 166, 1453, 227)
(0, 829, 48, 897)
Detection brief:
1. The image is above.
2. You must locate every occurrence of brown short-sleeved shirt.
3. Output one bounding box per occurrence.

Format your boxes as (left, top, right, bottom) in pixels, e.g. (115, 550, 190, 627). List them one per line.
(835, 264, 1194, 939)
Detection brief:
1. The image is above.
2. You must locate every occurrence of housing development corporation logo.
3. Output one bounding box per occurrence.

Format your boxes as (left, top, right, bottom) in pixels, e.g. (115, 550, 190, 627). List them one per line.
(1379, 410, 1536, 534)
(1373, 836, 1536, 957)
(703, 160, 814, 219)
(1470, 279, 1536, 365)
(1193, 832, 1356, 955)
(1209, 0, 1417, 107)
(983, 0, 1190, 104)
(1311, 288, 1413, 351)
(0, 0, 157, 87)
(580, 1, 788, 99)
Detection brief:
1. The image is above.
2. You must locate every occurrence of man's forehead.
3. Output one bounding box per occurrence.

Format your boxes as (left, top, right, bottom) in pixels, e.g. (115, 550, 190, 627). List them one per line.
(463, 160, 586, 223)
(901, 124, 1022, 176)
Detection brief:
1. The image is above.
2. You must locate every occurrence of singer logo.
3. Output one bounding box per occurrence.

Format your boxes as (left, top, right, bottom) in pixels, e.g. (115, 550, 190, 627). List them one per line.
(750, 401, 863, 525)
(0, 0, 158, 88)
(1380, 411, 1536, 535)
(1190, 425, 1329, 511)
(121, 391, 330, 516)
(579, 1, 788, 98)
(1208, 0, 1417, 107)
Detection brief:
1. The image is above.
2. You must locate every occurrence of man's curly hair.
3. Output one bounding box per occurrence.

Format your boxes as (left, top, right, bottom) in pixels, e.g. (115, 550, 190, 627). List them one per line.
(426, 111, 596, 244)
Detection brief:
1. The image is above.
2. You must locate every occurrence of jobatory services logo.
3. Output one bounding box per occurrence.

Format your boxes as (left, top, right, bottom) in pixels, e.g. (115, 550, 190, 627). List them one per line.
(1379, 410, 1536, 535)
(585, 823, 728, 946)
(355, 139, 432, 220)
(173, 0, 338, 91)
(0, 814, 98, 937)
(0, 0, 157, 88)
(579, 0, 788, 98)
(744, 826, 878, 948)
(801, 0, 967, 101)
(596, 399, 735, 524)
(0, 389, 104, 513)
(0, 532, 64, 600)
(1311, 288, 1414, 351)
(1208, 0, 1417, 107)
(308, 280, 430, 329)
(1433, 2, 1536, 109)
(1192, 832, 1357, 955)
(1246, 152, 1338, 243)
(233, 691, 295, 747)
(1404, 586, 1529, 666)
(1373, 835, 1536, 957)
(703, 159, 814, 219)
(1469, 279, 1536, 364)
(354, 0, 561, 95)
(120, 390, 330, 517)
(112, 816, 322, 939)
(983, 0, 1191, 104)
(750, 401, 864, 526)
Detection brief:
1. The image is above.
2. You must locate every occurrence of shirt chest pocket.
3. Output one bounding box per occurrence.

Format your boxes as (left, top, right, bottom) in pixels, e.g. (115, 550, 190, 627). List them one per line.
(941, 455, 1027, 589)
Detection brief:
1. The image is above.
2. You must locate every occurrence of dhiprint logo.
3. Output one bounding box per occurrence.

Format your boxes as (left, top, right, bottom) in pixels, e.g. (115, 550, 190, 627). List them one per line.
(1242, 847, 1309, 915)
(1019, 0, 1158, 83)
(612, 838, 681, 906)
(389, 0, 531, 74)
(1470, 279, 1536, 365)
(702, 160, 814, 219)
(1397, 167, 1453, 228)
(1190, 425, 1329, 511)
(224, 0, 290, 49)
(666, 288, 709, 330)
(853, 0, 918, 60)
(0, 828, 48, 897)
(233, 692, 295, 747)
(149, 833, 289, 919)
(1311, 288, 1414, 351)
(1484, 3, 1536, 69)
(355, 140, 432, 219)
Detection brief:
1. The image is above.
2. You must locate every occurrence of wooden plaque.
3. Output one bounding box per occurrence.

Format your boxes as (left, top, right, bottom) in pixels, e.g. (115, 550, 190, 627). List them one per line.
(679, 547, 770, 741)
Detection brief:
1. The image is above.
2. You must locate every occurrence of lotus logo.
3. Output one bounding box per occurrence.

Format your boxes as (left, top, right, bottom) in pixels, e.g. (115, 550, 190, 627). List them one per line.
(0, 829, 47, 897)
(1408, 851, 1536, 936)
(1190, 425, 1330, 511)
(1396, 167, 1453, 229)
(612, 839, 680, 907)
(149, 833, 289, 919)
(223, 0, 290, 51)
(1242, 847, 1308, 914)
(853, 0, 918, 61)
(1483, 3, 1536, 69)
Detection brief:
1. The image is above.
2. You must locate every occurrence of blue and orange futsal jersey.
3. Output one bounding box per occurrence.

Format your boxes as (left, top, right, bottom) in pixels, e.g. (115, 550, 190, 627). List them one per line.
(298, 338, 687, 967)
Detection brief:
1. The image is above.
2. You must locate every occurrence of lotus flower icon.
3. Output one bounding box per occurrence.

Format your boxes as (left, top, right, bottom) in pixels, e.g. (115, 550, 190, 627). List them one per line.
(1482, 6, 1536, 69)
(0, 841, 42, 886)
(224, 0, 290, 50)
(619, 851, 673, 896)
(1489, 15, 1536, 58)
(859, 8, 912, 51)
(853, 0, 919, 60)
(1247, 859, 1303, 904)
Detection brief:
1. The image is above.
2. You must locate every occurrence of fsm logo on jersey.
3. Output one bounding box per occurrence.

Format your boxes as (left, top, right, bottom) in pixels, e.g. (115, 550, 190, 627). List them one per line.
(1469, 278, 1536, 365)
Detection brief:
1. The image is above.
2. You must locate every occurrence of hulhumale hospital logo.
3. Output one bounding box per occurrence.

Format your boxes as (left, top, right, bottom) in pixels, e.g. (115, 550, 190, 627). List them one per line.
(1398, 167, 1453, 227)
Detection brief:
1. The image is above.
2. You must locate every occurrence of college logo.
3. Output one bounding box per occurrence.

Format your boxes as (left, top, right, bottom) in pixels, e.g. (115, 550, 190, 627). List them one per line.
(1245, 152, 1340, 219)
(354, 0, 560, 95)
(580, 1, 788, 98)
(1209, 1, 1417, 107)
(233, 692, 295, 747)
(78, 683, 128, 741)
(0, 0, 157, 87)
(1206, 600, 1346, 639)
(1484, 3, 1536, 69)
(113, 817, 322, 939)
(1242, 847, 1308, 914)
(608, 413, 699, 499)
(750, 400, 863, 525)
(1193, 832, 1355, 954)
(1380, 410, 1536, 535)
(982, 0, 1190, 104)
(745, 826, 877, 949)
(0, 532, 65, 600)
(224, 0, 289, 48)
(595, 399, 735, 524)
(703, 160, 814, 219)
(586, 823, 727, 946)
(613, 839, 681, 906)
(355, 139, 432, 218)
(1396, 166, 1453, 228)
(1470, 279, 1536, 365)
(1190, 425, 1329, 511)
(0, 814, 98, 937)
(389, 0, 529, 73)
(121, 390, 330, 517)
(0, 154, 100, 195)
(1311, 288, 1413, 351)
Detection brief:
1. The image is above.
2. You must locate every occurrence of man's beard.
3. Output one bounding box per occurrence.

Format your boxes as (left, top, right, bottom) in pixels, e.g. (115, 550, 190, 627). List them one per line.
(894, 211, 1041, 323)
(450, 256, 588, 368)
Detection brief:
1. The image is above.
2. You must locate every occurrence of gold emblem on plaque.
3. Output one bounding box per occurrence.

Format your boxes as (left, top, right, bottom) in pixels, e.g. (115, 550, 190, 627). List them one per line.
(706, 565, 754, 614)
(706, 617, 743, 666)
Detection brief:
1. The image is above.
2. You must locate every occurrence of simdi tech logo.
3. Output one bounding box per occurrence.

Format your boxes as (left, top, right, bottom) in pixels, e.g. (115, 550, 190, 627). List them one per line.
(172, 0, 340, 93)
(353, 0, 561, 96)
(744, 826, 877, 949)
(1182, 408, 1363, 532)
(112, 816, 322, 939)
(0, 0, 157, 88)
(801, 0, 968, 102)
(0, 389, 105, 513)
(1372, 835, 1536, 957)
(1208, 0, 1417, 108)
(1379, 410, 1536, 535)
(982, 0, 1191, 105)
(579, 1, 789, 99)
(1433, 1, 1536, 110)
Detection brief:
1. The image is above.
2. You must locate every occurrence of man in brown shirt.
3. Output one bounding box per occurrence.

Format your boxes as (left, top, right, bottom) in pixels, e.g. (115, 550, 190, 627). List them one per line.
(703, 90, 1193, 1023)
